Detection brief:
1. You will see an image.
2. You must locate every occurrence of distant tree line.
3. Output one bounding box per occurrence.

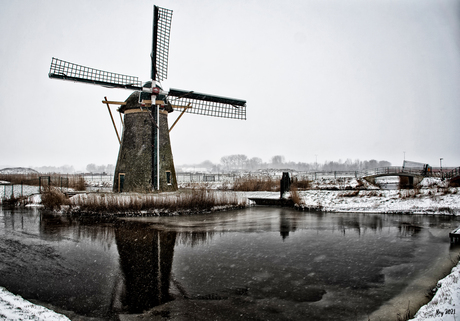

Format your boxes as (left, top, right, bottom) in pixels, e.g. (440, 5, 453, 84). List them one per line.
(31, 164, 115, 174)
(32, 165, 78, 174)
(177, 155, 392, 173)
(85, 163, 115, 174)
(32, 157, 391, 174)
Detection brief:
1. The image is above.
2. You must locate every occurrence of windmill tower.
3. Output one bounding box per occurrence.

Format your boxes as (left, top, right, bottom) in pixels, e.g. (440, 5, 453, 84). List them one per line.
(48, 5, 246, 192)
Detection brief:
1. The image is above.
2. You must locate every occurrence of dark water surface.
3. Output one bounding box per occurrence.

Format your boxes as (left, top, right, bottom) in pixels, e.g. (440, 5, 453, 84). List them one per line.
(1, 206, 460, 320)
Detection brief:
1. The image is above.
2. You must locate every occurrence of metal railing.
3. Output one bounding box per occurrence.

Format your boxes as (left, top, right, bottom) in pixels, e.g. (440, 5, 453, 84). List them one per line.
(359, 167, 427, 177)
(441, 167, 460, 179)
(176, 173, 238, 183)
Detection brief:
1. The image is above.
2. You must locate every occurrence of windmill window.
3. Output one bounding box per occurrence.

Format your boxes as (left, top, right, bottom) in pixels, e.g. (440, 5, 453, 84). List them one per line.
(166, 171, 172, 185)
(118, 173, 125, 193)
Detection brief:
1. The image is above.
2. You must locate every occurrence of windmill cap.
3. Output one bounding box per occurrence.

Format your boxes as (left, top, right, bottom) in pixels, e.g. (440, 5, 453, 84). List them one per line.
(118, 91, 143, 113)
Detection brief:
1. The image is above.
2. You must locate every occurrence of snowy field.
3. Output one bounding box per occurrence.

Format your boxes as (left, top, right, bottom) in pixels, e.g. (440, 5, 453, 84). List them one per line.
(1, 177, 459, 320)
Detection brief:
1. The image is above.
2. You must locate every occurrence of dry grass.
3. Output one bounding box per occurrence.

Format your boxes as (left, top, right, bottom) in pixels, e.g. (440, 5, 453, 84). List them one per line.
(0, 173, 86, 191)
(70, 176, 86, 191)
(292, 177, 311, 190)
(339, 190, 360, 197)
(69, 189, 245, 214)
(41, 187, 70, 210)
(289, 187, 303, 205)
(232, 176, 279, 191)
(0, 173, 38, 184)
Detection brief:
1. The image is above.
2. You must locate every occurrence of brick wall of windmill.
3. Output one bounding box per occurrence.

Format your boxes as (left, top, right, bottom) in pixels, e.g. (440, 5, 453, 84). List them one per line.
(113, 110, 154, 192)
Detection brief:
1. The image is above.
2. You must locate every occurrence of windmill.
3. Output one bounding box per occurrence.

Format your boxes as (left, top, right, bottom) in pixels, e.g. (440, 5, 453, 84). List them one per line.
(48, 5, 246, 193)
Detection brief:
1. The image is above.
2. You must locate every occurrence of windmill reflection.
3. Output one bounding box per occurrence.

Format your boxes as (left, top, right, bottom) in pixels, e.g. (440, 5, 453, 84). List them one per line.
(279, 210, 299, 240)
(115, 221, 176, 313)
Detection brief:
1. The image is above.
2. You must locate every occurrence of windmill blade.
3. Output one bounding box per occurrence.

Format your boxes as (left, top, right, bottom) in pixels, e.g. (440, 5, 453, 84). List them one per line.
(151, 6, 173, 82)
(48, 57, 143, 90)
(167, 88, 246, 120)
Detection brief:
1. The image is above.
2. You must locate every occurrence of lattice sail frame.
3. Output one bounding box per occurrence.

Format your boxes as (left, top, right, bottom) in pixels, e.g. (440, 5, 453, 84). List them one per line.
(151, 6, 173, 82)
(48, 5, 246, 121)
(48, 58, 143, 90)
(167, 88, 246, 120)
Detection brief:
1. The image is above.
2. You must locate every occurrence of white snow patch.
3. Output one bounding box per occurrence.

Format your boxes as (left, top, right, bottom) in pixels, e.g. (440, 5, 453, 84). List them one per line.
(0, 167, 39, 175)
(410, 264, 460, 321)
(0, 287, 69, 320)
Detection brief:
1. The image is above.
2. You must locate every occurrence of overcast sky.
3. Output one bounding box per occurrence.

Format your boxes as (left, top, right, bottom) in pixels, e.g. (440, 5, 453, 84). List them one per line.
(1, 0, 459, 171)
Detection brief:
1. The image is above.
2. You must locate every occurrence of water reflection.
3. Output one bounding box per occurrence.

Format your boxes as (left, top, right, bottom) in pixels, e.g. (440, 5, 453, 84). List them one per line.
(1, 207, 460, 320)
(115, 221, 176, 312)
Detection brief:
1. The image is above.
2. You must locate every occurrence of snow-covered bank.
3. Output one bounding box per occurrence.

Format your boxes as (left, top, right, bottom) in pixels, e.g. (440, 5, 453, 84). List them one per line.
(0, 287, 69, 320)
(410, 264, 460, 321)
(296, 188, 460, 215)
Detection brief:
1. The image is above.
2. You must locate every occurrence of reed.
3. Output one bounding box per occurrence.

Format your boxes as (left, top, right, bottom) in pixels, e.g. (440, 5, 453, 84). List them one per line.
(292, 177, 311, 190)
(69, 189, 245, 214)
(232, 176, 279, 191)
(289, 186, 303, 205)
(0, 173, 86, 191)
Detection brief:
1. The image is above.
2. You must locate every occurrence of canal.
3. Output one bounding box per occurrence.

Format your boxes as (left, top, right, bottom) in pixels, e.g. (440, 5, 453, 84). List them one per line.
(0, 206, 459, 320)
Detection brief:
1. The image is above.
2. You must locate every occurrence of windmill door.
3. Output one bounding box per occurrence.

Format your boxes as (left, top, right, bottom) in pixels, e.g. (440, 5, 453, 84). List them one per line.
(118, 173, 125, 193)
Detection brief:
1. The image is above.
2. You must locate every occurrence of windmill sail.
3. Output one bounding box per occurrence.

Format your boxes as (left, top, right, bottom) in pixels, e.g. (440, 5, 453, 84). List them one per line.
(167, 88, 246, 120)
(48, 57, 143, 90)
(151, 6, 173, 81)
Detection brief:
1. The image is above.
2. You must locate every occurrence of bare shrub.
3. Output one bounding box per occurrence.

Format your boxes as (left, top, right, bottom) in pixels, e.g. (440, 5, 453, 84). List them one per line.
(292, 177, 311, 190)
(41, 187, 70, 210)
(289, 187, 303, 205)
(69, 176, 86, 191)
(339, 190, 360, 197)
(232, 176, 279, 191)
(0, 173, 87, 191)
(0, 173, 39, 185)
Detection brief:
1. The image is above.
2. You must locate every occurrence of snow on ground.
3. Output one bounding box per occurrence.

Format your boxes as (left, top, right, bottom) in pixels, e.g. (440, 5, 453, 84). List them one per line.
(0, 287, 69, 321)
(409, 264, 460, 321)
(0, 167, 38, 175)
(296, 188, 460, 215)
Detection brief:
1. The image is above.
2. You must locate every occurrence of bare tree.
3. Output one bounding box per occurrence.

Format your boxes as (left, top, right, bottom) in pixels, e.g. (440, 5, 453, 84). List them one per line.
(248, 157, 262, 170)
(271, 155, 285, 168)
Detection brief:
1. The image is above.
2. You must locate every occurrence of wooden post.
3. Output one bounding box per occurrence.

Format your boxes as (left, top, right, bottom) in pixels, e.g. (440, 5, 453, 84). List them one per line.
(104, 97, 121, 144)
(169, 104, 191, 132)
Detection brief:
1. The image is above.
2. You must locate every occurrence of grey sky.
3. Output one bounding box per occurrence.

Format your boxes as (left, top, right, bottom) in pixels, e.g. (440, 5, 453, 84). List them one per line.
(1, 0, 459, 171)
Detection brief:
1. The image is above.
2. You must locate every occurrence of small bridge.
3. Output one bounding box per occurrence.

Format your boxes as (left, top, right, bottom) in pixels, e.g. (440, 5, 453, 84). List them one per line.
(360, 166, 460, 188)
(361, 167, 426, 188)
